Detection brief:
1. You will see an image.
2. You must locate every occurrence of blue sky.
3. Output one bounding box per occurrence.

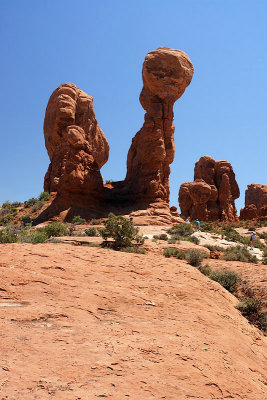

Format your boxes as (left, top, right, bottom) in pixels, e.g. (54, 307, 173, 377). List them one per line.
(0, 0, 266, 212)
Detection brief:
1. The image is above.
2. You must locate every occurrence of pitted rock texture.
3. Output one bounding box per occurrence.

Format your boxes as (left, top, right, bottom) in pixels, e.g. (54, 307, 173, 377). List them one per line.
(40, 48, 193, 223)
(43, 83, 109, 209)
(179, 156, 240, 221)
(240, 184, 267, 220)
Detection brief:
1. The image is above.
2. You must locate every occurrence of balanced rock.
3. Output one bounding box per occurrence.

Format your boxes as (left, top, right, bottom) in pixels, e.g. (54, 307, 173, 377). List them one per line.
(240, 184, 267, 220)
(179, 156, 239, 221)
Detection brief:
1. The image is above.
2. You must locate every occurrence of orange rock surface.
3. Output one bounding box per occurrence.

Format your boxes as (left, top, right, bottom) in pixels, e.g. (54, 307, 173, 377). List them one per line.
(240, 184, 267, 220)
(179, 156, 240, 221)
(0, 243, 266, 399)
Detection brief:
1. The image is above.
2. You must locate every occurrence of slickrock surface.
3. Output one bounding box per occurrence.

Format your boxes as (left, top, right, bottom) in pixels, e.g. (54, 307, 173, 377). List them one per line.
(179, 156, 240, 222)
(240, 184, 267, 220)
(40, 47, 193, 224)
(0, 243, 266, 399)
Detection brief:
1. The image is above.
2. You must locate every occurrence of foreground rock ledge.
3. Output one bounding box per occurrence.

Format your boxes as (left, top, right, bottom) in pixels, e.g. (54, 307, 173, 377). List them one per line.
(0, 243, 266, 399)
(38, 47, 194, 224)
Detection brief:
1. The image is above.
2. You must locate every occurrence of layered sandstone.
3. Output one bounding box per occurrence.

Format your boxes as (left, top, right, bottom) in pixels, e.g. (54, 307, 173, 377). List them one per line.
(240, 184, 267, 220)
(179, 156, 239, 221)
(39, 48, 194, 223)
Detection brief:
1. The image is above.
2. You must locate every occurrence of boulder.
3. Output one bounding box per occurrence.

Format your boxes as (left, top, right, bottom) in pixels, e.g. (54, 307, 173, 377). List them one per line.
(240, 184, 267, 220)
(179, 156, 239, 221)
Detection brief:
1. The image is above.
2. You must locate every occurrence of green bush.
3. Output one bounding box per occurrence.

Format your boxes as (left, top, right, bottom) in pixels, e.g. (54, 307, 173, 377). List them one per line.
(91, 219, 99, 225)
(72, 216, 86, 225)
(236, 298, 260, 316)
(204, 244, 224, 252)
(39, 192, 50, 202)
(84, 227, 98, 237)
(105, 180, 113, 184)
(168, 223, 193, 238)
(0, 214, 13, 226)
(43, 222, 69, 238)
(0, 225, 19, 243)
(209, 270, 239, 293)
(0, 207, 12, 217)
(120, 246, 146, 254)
(163, 248, 185, 259)
(21, 215, 32, 226)
(190, 235, 200, 245)
(248, 227, 256, 232)
(199, 222, 215, 232)
(167, 238, 176, 244)
(223, 246, 258, 263)
(20, 230, 47, 244)
(198, 264, 212, 276)
(32, 200, 45, 212)
(185, 249, 205, 267)
(153, 233, 168, 241)
(99, 215, 144, 248)
(24, 197, 38, 208)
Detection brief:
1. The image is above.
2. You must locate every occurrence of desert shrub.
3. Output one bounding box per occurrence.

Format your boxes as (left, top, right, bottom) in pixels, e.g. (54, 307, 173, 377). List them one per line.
(190, 235, 200, 245)
(221, 227, 245, 243)
(91, 219, 99, 225)
(72, 215, 86, 225)
(153, 233, 168, 241)
(20, 230, 47, 244)
(39, 191, 50, 202)
(209, 270, 239, 293)
(105, 180, 113, 184)
(120, 246, 146, 254)
(198, 263, 212, 276)
(248, 226, 256, 231)
(236, 298, 266, 331)
(204, 244, 224, 252)
(42, 222, 69, 238)
(0, 214, 13, 225)
(223, 246, 257, 263)
(167, 238, 176, 244)
(199, 222, 214, 232)
(99, 215, 144, 248)
(163, 248, 185, 259)
(0, 207, 11, 217)
(11, 201, 22, 208)
(24, 197, 38, 208)
(21, 214, 32, 226)
(84, 227, 98, 237)
(32, 200, 45, 212)
(185, 249, 205, 267)
(0, 225, 20, 243)
(168, 223, 193, 238)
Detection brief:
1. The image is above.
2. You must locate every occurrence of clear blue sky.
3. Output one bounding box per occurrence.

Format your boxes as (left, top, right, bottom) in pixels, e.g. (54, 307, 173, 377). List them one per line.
(1, 0, 266, 212)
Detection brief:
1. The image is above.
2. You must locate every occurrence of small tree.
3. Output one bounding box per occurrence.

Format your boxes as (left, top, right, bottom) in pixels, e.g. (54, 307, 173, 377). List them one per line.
(99, 215, 144, 248)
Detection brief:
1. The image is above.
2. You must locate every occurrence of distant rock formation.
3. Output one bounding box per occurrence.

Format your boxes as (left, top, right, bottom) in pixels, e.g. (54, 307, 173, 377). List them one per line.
(38, 48, 193, 224)
(240, 184, 267, 220)
(179, 156, 240, 221)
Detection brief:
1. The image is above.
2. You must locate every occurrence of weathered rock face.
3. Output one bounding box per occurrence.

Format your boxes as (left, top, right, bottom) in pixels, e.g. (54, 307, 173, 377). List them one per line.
(240, 184, 267, 220)
(179, 156, 239, 221)
(125, 47, 194, 204)
(40, 48, 193, 223)
(43, 83, 109, 210)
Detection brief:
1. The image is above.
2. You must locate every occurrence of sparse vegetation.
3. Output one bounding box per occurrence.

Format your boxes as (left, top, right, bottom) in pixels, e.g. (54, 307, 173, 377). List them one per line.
(185, 249, 205, 266)
(20, 214, 32, 226)
(42, 222, 69, 238)
(84, 227, 98, 237)
(91, 219, 99, 225)
(72, 216, 86, 225)
(153, 233, 168, 241)
(99, 215, 144, 248)
(236, 298, 266, 331)
(209, 270, 239, 293)
(198, 263, 212, 276)
(24, 197, 38, 208)
(168, 223, 193, 238)
(120, 246, 146, 254)
(223, 246, 258, 263)
(39, 191, 50, 202)
(204, 244, 224, 252)
(163, 248, 186, 259)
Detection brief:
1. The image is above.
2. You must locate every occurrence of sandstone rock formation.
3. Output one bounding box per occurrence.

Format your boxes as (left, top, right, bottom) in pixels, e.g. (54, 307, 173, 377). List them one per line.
(240, 184, 267, 220)
(39, 48, 193, 223)
(179, 156, 240, 221)
(43, 83, 109, 213)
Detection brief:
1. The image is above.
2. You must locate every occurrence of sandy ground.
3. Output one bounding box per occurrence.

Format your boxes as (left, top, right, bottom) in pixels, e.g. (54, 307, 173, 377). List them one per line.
(0, 241, 266, 400)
